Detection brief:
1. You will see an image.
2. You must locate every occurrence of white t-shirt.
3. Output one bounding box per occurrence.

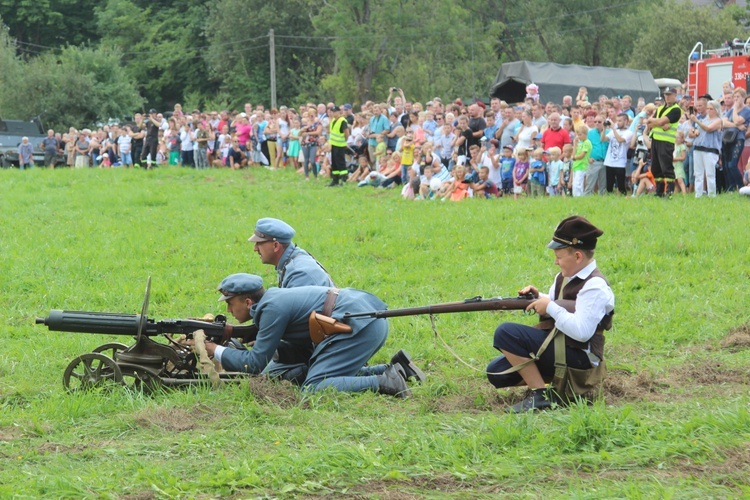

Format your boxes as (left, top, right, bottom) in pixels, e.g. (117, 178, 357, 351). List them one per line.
(604, 128, 633, 168)
(514, 125, 539, 154)
(118, 135, 132, 154)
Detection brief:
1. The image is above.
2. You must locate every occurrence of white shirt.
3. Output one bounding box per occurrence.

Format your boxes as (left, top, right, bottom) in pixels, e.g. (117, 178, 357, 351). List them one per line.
(544, 260, 615, 345)
(603, 127, 633, 168)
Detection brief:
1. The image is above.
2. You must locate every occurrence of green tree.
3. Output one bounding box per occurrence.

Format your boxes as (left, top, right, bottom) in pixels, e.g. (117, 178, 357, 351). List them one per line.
(627, 0, 743, 80)
(0, 44, 143, 130)
(0, 0, 100, 48)
(204, 0, 326, 109)
(96, 0, 213, 111)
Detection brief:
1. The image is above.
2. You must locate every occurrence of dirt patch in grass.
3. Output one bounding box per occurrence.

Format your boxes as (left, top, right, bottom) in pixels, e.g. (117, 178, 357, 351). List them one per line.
(333, 474, 503, 498)
(603, 358, 749, 404)
(246, 377, 300, 409)
(134, 403, 222, 432)
(720, 324, 750, 352)
(120, 492, 156, 500)
(0, 426, 24, 442)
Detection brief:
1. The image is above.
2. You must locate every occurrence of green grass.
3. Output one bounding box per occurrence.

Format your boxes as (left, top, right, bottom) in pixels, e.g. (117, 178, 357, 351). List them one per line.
(1, 166, 749, 498)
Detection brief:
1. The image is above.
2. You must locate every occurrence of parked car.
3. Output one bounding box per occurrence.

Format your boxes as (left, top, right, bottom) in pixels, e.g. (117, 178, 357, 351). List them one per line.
(0, 118, 56, 167)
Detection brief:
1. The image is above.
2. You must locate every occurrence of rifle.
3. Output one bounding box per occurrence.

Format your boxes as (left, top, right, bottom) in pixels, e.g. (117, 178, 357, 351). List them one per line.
(343, 294, 537, 319)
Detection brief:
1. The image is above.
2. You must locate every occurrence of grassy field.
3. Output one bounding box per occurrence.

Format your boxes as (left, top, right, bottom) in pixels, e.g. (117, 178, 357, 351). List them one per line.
(1, 166, 749, 499)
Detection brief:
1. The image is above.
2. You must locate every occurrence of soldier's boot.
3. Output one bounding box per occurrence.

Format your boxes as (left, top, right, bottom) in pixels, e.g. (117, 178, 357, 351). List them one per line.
(507, 388, 554, 413)
(389, 349, 426, 383)
(377, 363, 411, 399)
(327, 174, 339, 187)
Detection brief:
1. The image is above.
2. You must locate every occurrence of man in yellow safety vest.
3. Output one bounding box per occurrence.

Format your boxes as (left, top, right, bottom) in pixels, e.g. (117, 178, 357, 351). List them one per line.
(328, 105, 350, 186)
(646, 87, 682, 197)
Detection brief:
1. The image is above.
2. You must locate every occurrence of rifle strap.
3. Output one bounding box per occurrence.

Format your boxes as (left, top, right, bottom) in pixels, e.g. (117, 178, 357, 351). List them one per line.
(428, 314, 558, 376)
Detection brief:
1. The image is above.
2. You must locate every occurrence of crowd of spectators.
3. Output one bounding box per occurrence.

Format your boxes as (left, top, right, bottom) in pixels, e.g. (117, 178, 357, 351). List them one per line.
(20, 83, 750, 198)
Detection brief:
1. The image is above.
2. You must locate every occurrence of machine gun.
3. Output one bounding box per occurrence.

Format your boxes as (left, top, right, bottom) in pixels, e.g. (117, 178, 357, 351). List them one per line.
(36, 277, 254, 392)
(343, 294, 538, 319)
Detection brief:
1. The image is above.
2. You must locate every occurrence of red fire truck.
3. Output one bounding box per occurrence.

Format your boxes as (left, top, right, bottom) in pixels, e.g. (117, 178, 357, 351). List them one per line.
(686, 38, 750, 101)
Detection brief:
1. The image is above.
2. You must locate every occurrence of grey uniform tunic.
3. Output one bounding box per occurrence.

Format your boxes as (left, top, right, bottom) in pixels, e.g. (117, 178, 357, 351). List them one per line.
(221, 286, 388, 393)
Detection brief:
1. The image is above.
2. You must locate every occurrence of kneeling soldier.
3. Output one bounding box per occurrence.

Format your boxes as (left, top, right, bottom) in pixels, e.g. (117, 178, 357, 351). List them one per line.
(205, 273, 424, 398)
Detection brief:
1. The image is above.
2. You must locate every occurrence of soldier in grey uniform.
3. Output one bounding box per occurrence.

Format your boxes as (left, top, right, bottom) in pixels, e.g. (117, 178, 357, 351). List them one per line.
(206, 274, 423, 397)
(249, 218, 334, 289)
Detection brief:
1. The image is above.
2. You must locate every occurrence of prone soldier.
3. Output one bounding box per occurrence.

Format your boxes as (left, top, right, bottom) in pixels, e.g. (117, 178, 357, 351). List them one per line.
(205, 273, 425, 398)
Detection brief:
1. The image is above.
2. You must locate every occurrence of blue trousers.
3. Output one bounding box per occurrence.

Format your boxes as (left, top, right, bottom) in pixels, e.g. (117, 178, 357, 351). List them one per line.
(302, 318, 388, 393)
(487, 322, 591, 389)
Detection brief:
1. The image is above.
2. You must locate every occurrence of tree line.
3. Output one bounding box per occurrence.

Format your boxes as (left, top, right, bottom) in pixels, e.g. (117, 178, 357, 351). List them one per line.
(0, 0, 746, 130)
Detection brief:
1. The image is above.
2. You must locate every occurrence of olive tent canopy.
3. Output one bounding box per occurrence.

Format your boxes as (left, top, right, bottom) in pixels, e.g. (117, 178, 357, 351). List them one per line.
(489, 61, 661, 105)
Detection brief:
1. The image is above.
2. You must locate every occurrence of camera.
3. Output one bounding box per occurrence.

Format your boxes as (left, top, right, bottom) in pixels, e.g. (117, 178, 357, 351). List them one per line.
(688, 105, 695, 115)
(391, 87, 398, 92)
(604, 119, 612, 127)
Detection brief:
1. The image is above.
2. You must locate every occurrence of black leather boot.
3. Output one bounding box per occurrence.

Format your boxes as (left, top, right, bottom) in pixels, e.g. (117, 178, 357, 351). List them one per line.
(507, 388, 554, 413)
(389, 350, 426, 383)
(377, 363, 411, 398)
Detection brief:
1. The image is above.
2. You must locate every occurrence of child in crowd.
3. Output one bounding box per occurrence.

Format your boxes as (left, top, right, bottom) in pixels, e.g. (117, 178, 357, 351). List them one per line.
(448, 165, 469, 201)
(119, 127, 133, 168)
(528, 148, 547, 197)
(525, 83, 540, 103)
(287, 118, 301, 171)
(470, 166, 500, 198)
(500, 145, 515, 195)
(513, 149, 530, 199)
(156, 143, 167, 166)
(545, 147, 564, 196)
(374, 134, 387, 169)
(99, 153, 111, 168)
(400, 134, 415, 183)
(631, 156, 655, 198)
(672, 130, 687, 195)
(571, 125, 591, 197)
(348, 154, 371, 184)
(316, 138, 330, 178)
(359, 170, 388, 188)
(576, 86, 589, 106)
(561, 144, 574, 197)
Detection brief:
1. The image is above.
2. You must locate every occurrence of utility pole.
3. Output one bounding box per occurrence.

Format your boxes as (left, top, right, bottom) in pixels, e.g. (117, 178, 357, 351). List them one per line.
(269, 29, 276, 109)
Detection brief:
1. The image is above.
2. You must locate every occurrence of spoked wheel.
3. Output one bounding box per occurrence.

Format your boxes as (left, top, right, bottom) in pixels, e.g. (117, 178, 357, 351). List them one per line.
(92, 342, 129, 361)
(63, 353, 123, 392)
(118, 363, 163, 393)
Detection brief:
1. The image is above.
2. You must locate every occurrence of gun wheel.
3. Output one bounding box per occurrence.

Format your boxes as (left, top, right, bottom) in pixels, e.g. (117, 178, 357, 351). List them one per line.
(119, 364, 162, 394)
(63, 353, 123, 392)
(92, 342, 130, 361)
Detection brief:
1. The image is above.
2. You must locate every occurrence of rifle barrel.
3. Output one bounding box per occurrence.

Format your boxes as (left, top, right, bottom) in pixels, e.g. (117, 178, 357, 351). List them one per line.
(343, 296, 534, 319)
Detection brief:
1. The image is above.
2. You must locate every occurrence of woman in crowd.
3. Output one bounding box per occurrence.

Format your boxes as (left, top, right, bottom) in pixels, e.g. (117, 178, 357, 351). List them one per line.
(299, 112, 323, 179)
(513, 110, 538, 155)
(690, 99, 723, 198)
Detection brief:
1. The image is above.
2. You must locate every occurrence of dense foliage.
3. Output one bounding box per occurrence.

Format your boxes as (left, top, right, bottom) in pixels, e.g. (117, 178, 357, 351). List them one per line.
(0, 0, 747, 129)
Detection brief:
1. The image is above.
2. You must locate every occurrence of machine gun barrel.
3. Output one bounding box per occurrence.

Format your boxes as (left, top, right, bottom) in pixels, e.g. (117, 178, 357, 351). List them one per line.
(36, 310, 142, 335)
(343, 294, 536, 320)
(36, 310, 258, 344)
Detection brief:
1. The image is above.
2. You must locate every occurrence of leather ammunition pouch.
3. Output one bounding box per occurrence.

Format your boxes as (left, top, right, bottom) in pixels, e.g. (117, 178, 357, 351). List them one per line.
(308, 288, 352, 344)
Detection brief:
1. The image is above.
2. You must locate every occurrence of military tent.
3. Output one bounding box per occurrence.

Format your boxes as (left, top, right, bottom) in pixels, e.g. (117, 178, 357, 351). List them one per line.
(489, 61, 660, 104)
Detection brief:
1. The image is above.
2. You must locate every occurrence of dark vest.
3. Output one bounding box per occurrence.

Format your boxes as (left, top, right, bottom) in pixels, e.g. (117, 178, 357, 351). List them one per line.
(551, 268, 613, 360)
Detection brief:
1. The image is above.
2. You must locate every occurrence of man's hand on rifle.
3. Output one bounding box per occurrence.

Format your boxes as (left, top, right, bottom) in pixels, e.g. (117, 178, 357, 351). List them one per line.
(204, 341, 218, 358)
